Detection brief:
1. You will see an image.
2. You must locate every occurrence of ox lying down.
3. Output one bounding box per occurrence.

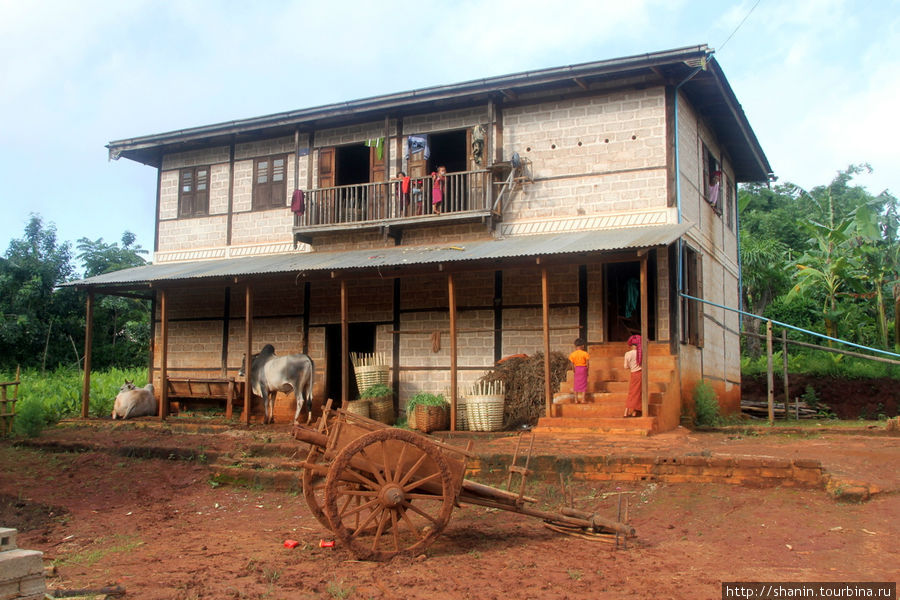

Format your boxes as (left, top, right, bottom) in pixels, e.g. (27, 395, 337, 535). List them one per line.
(112, 380, 157, 419)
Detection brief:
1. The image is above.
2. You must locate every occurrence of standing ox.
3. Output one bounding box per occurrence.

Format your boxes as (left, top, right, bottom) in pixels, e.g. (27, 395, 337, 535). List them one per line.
(112, 381, 157, 419)
(240, 344, 315, 424)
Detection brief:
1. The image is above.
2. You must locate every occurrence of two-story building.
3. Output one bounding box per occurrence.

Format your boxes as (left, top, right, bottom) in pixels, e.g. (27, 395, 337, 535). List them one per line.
(71, 45, 772, 434)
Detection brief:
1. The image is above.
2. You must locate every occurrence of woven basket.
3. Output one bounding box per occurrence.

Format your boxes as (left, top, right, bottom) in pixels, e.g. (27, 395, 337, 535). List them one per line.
(368, 395, 395, 425)
(455, 396, 468, 431)
(466, 394, 504, 432)
(345, 399, 370, 419)
(355, 365, 389, 392)
(414, 404, 448, 433)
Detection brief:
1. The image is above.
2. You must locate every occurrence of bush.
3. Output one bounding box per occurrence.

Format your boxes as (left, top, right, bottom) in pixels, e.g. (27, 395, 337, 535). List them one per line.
(359, 383, 392, 400)
(406, 392, 446, 413)
(12, 398, 46, 438)
(693, 380, 720, 427)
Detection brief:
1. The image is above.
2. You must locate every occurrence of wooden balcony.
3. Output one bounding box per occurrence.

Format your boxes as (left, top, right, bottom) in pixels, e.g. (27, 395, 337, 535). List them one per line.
(293, 170, 496, 245)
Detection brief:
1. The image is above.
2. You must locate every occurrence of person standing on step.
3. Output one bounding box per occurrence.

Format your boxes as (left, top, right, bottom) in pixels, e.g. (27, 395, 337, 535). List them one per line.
(569, 338, 590, 404)
(624, 334, 642, 417)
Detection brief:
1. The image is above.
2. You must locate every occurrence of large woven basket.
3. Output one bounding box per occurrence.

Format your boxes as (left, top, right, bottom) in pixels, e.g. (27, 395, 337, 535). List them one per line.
(355, 365, 389, 392)
(466, 394, 504, 431)
(455, 396, 468, 431)
(414, 404, 448, 433)
(345, 399, 370, 419)
(368, 395, 395, 425)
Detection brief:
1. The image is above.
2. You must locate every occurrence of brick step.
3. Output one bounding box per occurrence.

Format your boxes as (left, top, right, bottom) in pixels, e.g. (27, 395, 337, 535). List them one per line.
(553, 403, 660, 418)
(581, 356, 677, 371)
(533, 416, 656, 436)
(560, 369, 675, 393)
(553, 391, 663, 405)
(585, 343, 672, 357)
(594, 380, 667, 394)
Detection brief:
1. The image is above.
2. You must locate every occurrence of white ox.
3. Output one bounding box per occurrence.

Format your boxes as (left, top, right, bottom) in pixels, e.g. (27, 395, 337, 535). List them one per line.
(112, 380, 157, 419)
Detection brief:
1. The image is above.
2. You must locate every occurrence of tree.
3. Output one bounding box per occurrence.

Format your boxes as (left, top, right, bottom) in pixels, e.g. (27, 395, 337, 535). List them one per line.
(76, 232, 151, 368)
(0, 215, 81, 370)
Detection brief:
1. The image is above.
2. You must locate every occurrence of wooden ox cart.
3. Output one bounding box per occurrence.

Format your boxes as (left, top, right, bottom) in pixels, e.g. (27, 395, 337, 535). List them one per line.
(292, 402, 635, 561)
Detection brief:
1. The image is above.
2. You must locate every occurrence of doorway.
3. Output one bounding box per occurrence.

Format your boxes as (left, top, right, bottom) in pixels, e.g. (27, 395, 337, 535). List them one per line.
(605, 260, 656, 342)
(324, 322, 377, 407)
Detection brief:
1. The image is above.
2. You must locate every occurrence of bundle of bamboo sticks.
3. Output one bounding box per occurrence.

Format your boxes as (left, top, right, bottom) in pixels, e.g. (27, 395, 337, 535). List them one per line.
(468, 380, 505, 397)
(350, 352, 387, 369)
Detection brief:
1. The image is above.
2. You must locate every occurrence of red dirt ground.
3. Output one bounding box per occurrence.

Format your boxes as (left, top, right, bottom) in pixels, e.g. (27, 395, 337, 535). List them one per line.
(1, 425, 898, 600)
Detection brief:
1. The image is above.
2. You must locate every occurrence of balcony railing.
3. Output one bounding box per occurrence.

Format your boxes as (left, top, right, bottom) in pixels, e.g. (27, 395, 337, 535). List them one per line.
(294, 170, 493, 230)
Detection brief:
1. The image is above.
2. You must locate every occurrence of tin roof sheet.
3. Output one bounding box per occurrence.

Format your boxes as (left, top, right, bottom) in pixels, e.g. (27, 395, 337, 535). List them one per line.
(66, 224, 691, 290)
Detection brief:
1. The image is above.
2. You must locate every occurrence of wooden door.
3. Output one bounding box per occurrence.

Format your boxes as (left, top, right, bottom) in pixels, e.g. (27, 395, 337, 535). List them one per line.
(407, 144, 427, 216)
(369, 146, 386, 219)
(318, 147, 336, 223)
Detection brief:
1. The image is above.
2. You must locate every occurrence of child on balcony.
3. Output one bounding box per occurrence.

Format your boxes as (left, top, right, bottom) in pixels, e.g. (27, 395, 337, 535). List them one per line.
(569, 338, 590, 404)
(396, 171, 411, 216)
(431, 165, 446, 215)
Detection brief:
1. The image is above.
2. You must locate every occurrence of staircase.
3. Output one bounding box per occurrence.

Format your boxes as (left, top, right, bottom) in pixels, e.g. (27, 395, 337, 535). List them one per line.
(534, 342, 678, 436)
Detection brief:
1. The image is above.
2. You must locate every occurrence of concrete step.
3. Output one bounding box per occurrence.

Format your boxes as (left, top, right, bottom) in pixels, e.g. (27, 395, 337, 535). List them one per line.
(533, 416, 656, 436)
(553, 402, 661, 419)
(586, 343, 672, 358)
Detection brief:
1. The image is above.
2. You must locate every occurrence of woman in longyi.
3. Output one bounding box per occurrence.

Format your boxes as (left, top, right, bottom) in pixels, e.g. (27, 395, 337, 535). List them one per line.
(623, 334, 642, 417)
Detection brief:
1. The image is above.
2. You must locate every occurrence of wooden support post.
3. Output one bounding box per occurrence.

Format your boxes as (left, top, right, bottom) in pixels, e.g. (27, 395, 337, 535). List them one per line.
(541, 267, 552, 418)
(81, 291, 94, 419)
(341, 279, 349, 407)
(243, 284, 253, 425)
(640, 255, 649, 417)
(782, 328, 790, 420)
(766, 320, 774, 424)
(448, 273, 458, 431)
(159, 289, 169, 421)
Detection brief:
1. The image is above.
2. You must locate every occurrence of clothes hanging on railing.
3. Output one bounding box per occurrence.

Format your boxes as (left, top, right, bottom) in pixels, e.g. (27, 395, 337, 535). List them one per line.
(365, 137, 384, 161)
(405, 135, 430, 159)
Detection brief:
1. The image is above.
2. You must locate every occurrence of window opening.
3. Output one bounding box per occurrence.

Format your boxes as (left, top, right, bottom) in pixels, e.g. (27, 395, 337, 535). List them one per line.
(680, 247, 702, 346)
(702, 144, 722, 215)
(335, 144, 371, 186)
(178, 166, 209, 217)
(605, 260, 656, 342)
(253, 155, 287, 210)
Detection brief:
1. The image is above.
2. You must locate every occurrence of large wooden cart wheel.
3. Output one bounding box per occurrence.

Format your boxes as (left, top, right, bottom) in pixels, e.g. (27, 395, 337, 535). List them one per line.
(323, 428, 456, 561)
(302, 447, 390, 535)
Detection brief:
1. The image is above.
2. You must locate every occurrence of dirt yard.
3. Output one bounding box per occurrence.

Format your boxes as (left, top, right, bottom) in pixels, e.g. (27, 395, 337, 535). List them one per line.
(1, 425, 898, 600)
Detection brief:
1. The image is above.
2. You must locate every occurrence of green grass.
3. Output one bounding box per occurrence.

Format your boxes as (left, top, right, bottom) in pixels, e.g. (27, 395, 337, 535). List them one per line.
(53, 534, 144, 568)
(741, 351, 900, 379)
(0, 367, 148, 436)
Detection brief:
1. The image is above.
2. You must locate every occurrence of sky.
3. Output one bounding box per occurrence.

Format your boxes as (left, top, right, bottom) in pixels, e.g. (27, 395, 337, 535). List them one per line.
(1, 0, 898, 273)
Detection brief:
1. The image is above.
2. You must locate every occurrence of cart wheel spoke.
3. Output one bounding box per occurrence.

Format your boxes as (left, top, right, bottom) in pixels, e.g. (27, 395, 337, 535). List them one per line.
(402, 500, 441, 526)
(402, 470, 442, 493)
(390, 441, 409, 483)
(324, 428, 456, 561)
(396, 451, 428, 488)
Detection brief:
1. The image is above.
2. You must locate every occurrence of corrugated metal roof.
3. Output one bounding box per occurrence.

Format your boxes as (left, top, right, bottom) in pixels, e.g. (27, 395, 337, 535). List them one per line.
(65, 224, 691, 289)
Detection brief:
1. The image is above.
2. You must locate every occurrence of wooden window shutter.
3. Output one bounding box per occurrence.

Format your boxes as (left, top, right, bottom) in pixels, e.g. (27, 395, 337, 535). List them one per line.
(179, 169, 194, 217)
(195, 167, 209, 214)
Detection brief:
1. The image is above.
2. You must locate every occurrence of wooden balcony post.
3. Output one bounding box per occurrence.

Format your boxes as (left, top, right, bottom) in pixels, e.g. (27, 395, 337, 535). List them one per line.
(244, 284, 253, 425)
(448, 273, 458, 431)
(640, 254, 649, 416)
(541, 266, 552, 417)
(341, 279, 349, 407)
(159, 288, 169, 421)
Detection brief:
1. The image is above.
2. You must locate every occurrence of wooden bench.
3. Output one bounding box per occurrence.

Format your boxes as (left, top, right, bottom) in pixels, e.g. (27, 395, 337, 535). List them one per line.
(165, 377, 245, 419)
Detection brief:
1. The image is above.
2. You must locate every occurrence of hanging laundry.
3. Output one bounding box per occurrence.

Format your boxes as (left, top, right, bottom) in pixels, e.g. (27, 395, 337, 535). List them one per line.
(405, 135, 430, 160)
(471, 125, 485, 165)
(624, 277, 640, 318)
(365, 137, 384, 161)
(291, 189, 305, 216)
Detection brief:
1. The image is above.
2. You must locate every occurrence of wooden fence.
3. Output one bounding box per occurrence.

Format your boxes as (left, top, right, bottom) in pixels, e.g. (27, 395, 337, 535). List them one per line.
(0, 367, 21, 436)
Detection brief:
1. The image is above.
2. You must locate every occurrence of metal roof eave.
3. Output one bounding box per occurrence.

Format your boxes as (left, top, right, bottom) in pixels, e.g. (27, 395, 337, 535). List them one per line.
(107, 46, 714, 167)
(63, 224, 693, 292)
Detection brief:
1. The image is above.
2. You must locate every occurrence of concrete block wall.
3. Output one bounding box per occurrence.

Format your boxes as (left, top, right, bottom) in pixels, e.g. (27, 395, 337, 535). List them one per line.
(0, 528, 45, 600)
(501, 90, 668, 224)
